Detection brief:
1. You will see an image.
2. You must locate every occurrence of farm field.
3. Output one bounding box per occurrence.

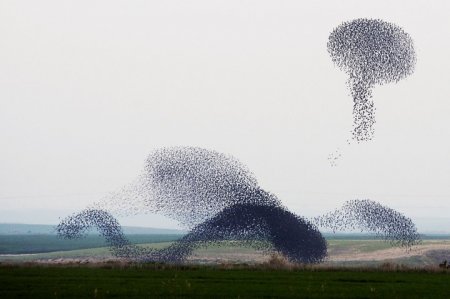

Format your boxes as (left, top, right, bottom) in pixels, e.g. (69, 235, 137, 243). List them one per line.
(1, 264, 449, 298)
(1, 235, 449, 268)
(1, 233, 449, 297)
(0, 234, 183, 254)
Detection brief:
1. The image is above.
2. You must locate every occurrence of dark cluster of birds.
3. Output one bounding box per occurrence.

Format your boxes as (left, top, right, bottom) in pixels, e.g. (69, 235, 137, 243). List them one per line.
(58, 147, 328, 263)
(56, 209, 135, 258)
(58, 147, 421, 264)
(313, 199, 421, 248)
(142, 147, 265, 228)
(328, 18, 416, 142)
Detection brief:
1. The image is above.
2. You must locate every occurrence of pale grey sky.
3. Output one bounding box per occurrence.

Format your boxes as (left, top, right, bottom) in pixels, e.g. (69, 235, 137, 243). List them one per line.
(1, 1, 449, 232)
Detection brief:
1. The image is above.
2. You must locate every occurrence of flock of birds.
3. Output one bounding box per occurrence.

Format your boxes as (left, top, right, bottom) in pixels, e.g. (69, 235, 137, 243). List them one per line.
(312, 199, 421, 249)
(57, 18, 421, 264)
(57, 147, 328, 263)
(328, 18, 416, 142)
(57, 147, 421, 264)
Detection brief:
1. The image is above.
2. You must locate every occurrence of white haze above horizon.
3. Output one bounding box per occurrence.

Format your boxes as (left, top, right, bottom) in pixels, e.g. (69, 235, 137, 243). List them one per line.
(1, 1, 450, 233)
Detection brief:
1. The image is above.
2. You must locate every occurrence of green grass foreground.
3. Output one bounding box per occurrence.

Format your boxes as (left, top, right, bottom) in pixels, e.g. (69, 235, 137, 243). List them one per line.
(1, 264, 449, 298)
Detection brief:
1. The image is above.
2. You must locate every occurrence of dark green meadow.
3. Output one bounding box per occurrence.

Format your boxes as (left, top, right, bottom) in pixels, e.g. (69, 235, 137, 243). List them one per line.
(1, 232, 449, 298)
(0, 234, 183, 254)
(1, 264, 449, 298)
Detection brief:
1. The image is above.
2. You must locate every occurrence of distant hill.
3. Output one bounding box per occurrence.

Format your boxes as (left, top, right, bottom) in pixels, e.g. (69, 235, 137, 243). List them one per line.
(0, 223, 186, 235)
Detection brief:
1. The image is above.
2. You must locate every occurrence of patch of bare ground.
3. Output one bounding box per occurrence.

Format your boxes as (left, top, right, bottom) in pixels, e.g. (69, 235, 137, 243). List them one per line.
(33, 257, 124, 265)
(328, 240, 450, 262)
(2, 240, 449, 269)
(187, 251, 269, 264)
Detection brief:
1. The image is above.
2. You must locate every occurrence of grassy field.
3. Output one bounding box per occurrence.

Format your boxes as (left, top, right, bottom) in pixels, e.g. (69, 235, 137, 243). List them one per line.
(1, 236, 449, 298)
(1, 264, 449, 298)
(0, 234, 183, 254)
(1, 237, 449, 268)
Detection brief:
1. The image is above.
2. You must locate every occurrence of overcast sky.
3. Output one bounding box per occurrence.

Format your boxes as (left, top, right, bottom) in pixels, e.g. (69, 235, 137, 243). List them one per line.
(1, 1, 449, 232)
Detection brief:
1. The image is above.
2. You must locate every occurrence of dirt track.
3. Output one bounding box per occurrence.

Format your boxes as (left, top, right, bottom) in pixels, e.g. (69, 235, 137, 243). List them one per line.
(328, 241, 450, 262)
